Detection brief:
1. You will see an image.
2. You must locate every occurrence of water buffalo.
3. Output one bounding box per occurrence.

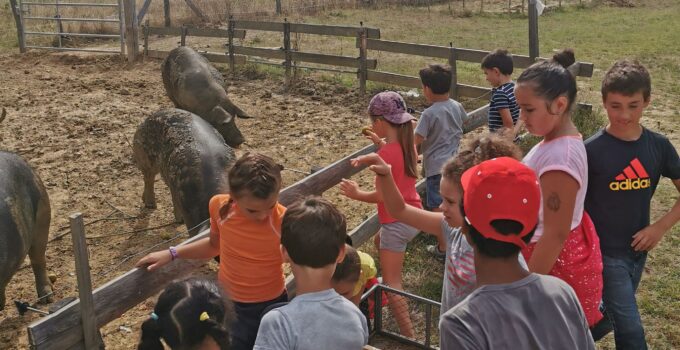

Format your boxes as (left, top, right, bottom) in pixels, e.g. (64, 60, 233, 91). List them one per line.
(133, 108, 235, 236)
(161, 46, 251, 148)
(0, 151, 52, 310)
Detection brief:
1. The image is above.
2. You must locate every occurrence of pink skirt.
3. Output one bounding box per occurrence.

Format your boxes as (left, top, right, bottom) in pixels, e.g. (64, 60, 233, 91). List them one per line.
(522, 211, 604, 327)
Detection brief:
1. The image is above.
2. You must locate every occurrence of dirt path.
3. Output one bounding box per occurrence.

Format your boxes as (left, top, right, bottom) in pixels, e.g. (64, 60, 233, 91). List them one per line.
(0, 51, 387, 349)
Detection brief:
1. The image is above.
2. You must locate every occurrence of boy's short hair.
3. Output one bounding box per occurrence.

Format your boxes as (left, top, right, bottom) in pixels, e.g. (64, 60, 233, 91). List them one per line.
(419, 64, 452, 95)
(281, 196, 347, 268)
(481, 49, 514, 75)
(332, 245, 360, 283)
(601, 59, 651, 102)
(460, 157, 540, 257)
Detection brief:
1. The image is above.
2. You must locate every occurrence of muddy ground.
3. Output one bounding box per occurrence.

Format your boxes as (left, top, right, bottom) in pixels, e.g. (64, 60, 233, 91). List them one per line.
(0, 51, 410, 349)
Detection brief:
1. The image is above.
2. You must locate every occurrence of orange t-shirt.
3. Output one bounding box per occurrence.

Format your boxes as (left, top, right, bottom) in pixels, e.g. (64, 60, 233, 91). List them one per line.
(208, 194, 286, 303)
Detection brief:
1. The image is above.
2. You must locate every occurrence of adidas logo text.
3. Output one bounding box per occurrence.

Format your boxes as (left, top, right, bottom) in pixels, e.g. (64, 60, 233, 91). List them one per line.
(609, 178, 651, 191)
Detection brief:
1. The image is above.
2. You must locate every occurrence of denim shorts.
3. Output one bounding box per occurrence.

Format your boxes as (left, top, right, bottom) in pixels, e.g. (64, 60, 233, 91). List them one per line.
(425, 174, 443, 209)
(379, 222, 420, 252)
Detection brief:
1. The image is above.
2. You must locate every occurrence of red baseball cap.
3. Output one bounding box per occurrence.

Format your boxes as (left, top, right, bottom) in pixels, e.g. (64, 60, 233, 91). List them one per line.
(460, 157, 540, 248)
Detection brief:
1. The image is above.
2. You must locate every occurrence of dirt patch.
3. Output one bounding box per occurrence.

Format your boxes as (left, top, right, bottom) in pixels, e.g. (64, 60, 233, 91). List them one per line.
(0, 51, 398, 349)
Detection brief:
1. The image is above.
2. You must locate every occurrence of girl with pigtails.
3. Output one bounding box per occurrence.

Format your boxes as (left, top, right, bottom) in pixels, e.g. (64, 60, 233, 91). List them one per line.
(138, 278, 234, 350)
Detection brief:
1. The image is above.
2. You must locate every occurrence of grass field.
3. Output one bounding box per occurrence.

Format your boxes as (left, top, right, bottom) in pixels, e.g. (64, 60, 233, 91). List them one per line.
(1, 0, 678, 348)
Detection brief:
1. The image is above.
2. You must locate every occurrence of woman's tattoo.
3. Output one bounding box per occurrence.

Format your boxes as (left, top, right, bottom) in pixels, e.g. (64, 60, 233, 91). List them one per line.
(547, 192, 561, 212)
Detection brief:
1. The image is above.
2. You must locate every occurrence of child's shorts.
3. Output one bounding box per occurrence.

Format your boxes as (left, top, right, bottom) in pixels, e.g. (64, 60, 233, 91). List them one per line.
(425, 174, 443, 209)
(231, 291, 288, 350)
(379, 222, 419, 252)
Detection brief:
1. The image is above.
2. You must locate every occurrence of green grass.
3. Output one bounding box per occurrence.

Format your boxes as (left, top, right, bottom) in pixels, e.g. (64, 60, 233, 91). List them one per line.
(1, 0, 678, 348)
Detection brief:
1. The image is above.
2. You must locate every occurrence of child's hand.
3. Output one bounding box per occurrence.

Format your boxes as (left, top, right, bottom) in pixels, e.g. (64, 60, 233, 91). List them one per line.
(363, 130, 384, 147)
(350, 154, 391, 176)
(136, 250, 173, 272)
(339, 179, 361, 199)
(631, 224, 665, 251)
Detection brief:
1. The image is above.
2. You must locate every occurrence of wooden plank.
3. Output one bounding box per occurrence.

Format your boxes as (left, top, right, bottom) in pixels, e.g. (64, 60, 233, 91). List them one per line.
(290, 23, 379, 38)
(28, 142, 380, 349)
(360, 38, 450, 58)
(233, 20, 285, 32)
(462, 104, 491, 134)
(366, 70, 421, 89)
(146, 49, 246, 64)
(458, 84, 491, 99)
(456, 48, 534, 67)
(183, 27, 246, 39)
(136, 0, 152, 24)
(291, 51, 376, 69)
(233, 45, 285, 60)
(147, 26, 182, 36)
(163, 0, 169, 27)
(69, 214, 100, 350)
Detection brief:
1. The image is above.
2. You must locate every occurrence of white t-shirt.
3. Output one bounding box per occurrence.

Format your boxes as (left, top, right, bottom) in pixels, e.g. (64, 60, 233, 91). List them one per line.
(523, 135, 588, 242)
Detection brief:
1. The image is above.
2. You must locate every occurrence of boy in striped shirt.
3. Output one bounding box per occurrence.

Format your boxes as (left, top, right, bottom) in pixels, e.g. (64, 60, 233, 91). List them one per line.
(481, 49, 520, 133)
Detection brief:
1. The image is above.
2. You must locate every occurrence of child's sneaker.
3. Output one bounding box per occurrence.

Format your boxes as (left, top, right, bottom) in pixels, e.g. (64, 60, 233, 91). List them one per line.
(426, 244, 446, 262)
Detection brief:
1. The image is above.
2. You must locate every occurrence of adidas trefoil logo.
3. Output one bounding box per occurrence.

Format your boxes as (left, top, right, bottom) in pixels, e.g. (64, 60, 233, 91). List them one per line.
(610, 158, 650, 191)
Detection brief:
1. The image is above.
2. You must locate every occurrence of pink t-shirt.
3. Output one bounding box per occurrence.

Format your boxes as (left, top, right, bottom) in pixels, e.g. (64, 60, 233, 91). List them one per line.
(523, 135, 588, 243)
(377, 142, 422, 223)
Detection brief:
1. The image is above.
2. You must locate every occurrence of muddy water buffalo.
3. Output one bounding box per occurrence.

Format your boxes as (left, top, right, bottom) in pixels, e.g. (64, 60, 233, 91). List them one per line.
(0, 151, 52, 310)
(161, 46, 251, 148)
(133, 108, 235, 236)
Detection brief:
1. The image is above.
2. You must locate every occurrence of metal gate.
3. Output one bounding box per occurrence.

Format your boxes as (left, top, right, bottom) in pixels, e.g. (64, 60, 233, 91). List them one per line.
(18, 0, 125, 54)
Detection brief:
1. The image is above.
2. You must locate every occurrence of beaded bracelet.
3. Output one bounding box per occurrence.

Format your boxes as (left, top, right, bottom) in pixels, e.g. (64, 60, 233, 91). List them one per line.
(169, 246, 179, 261)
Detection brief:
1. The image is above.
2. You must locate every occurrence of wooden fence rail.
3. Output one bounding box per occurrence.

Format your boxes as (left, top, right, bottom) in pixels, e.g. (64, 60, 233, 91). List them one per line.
(26, 102, 491, 349)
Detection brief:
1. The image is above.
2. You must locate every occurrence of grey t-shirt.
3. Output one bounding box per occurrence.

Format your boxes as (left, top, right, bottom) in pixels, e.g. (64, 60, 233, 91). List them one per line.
(254, 289, 368, 350)
(415, 99, 467, 177)
(440, 274, 595, 350)
(440, 219, 526, 317)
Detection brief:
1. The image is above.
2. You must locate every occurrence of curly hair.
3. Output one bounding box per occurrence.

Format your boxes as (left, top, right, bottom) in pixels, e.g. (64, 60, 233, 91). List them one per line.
(442, 132, 522, 183)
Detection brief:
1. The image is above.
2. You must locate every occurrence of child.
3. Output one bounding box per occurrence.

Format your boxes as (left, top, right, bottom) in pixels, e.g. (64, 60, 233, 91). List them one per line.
(331, 244, 377, 306)
(584, 60, 680, 347)
(438, 157, 595, 350)
(481, 49, 520, 133)
(340, 91, 421, 337)
(136, 153, 288, 350)
(416, 64, 467, 259)
(254, 196, 368, 350)
(138, 278, 234, 350)
(515, 49, 604, 327)
(351, 132, 526, 317)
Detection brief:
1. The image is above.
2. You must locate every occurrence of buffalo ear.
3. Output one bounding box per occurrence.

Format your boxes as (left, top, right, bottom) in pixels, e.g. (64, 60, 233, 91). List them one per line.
(207, 106, 234, 125)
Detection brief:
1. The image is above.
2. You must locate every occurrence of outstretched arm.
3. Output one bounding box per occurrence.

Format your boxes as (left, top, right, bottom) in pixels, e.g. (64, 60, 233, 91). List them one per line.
(135, 236, 219, 272)
(528, 171, 579, 274)
(339, 179, 381, 203)
(350, 154, 444, 237)
(632, 178, 680, 251)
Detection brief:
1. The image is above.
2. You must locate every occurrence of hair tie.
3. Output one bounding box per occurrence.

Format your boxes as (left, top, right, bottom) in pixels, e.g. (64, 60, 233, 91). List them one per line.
(199, 311, 210, 322)
(150, 312, 159, 321)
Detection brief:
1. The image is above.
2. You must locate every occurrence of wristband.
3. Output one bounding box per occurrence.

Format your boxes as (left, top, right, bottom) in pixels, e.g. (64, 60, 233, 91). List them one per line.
(169, 246, 179, 261)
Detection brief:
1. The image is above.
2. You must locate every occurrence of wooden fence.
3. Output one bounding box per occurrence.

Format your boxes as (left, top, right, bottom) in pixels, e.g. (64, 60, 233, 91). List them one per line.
(26, 103, 491, 349)
(142, 19, 594, 98)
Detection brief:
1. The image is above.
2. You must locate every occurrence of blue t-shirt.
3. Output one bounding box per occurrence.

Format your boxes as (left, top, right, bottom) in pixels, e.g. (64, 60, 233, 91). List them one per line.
(585, 128, 680, 257)
(487, 82, 520, 132)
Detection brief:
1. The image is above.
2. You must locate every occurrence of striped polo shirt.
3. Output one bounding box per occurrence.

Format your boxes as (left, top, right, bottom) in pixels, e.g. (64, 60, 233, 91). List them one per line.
(488, 82, 520, 132)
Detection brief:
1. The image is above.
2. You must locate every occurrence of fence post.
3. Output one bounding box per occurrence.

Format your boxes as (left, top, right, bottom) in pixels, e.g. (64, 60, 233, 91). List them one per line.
(55, 0, 64, 48)
(374, 285, 383, 335)
(8, 0, 25, 53)
(358, 26, 368, 96)
(228, 17, 235, 76)
(69, 213, 100, 349)
(143, 19, 149, 58)
(283, 19, 292, 89)
(528, 0, 539, 60)
(123, 0, 139, 62)
(276, 0, 282, 15)
(180, 25, 187, 46)
(163, 0, 170, 27)
(448, 44, 458, 100)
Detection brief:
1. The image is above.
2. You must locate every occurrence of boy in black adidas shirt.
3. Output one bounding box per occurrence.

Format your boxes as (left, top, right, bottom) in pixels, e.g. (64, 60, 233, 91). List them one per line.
(585, 60, 680, 348)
